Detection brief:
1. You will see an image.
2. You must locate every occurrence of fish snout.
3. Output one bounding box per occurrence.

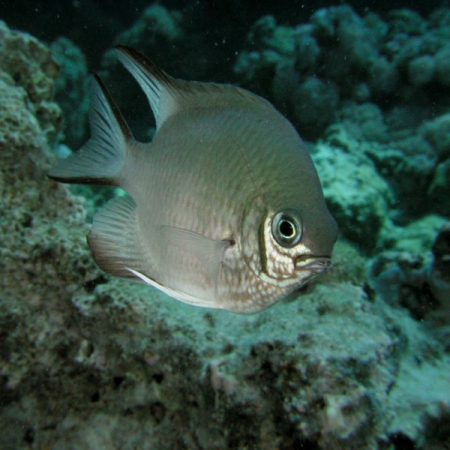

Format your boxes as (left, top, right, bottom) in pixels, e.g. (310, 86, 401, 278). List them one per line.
(294, 255, 331, 273)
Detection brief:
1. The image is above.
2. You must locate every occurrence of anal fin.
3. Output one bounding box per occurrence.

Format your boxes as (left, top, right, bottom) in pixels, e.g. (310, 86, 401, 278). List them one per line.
(87, 195, 146, 280)
(126, 268, 220, 308)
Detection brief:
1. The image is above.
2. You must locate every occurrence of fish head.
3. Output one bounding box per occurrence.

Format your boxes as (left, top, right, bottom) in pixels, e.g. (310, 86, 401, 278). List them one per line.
(241, 193, 338, 297)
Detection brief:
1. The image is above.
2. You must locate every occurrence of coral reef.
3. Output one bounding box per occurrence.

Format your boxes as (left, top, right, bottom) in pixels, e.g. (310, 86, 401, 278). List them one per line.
(1, 5, 450, 450)
(311, 133, 393, 250)
(235, 5, 450, 228)
(0, 21, 61, 148)
(429, 224, 450, 310)
(101, 4, 183, 75)
(370, 222, 450, 322)
(235, 5, 450, 134)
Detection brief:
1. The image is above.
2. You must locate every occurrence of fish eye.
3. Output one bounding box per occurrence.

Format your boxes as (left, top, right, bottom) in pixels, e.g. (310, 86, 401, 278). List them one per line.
(271, 209, 302, 248)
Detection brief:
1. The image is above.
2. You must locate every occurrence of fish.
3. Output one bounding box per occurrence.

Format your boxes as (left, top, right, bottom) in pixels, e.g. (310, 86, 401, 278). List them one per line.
(48, 46, 338, 314)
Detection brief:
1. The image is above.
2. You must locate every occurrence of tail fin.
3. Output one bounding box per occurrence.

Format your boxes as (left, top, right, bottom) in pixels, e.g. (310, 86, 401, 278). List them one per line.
(48, 74, 133, 186)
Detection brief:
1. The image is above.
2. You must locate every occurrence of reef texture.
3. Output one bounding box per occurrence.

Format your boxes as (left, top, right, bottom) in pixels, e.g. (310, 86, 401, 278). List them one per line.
(1, 6, 450, 450)
(235, 5, 450, 237)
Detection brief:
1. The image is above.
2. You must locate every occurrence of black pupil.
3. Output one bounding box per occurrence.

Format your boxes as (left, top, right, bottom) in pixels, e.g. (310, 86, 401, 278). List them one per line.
(279, 220, 295, 238)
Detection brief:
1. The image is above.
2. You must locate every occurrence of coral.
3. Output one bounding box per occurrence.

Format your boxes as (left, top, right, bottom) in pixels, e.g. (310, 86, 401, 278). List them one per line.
(246, 15, 295, 56)
(379, 215, 449, 253)
(101, 3, 183, 80)
(1, 12, 450, 450)
(319, 239, 367, 287)
(334, 103, 389, 143)
(0, 20, 61, 146)
(291, 76, 340, 137)
(387, 330, 450, 444)
(120, 4, 181, 46)
(325, 107, 440, 220)
(368, 250, 434, 319)
(427, 159, 450, 217)
(369, 219, 450, 321)
(0, 21, 58, 104)
(233, 4, 450, 163)
(434, 45, 450, 86)
(407, 54, 436, 86)
(234, 6, 399, 138)
(417, 114, 450, 217)
(0, 22, 62, 185)
(311, 132, 393, 250)
(293, 25, 320, 71)
(429, 224, 450, 311)
(420, 113, 450, 160)
(387, 9, 428, 35)
(362, 137, 437, 219)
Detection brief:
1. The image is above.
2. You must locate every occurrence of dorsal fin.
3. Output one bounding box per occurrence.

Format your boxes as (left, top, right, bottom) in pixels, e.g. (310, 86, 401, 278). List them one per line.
(116, 45, 186, 129)
(115, 45, 274, 130)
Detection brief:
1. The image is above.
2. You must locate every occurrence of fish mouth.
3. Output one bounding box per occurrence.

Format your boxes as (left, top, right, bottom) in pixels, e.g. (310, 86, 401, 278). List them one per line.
(294, 255, 331, 273)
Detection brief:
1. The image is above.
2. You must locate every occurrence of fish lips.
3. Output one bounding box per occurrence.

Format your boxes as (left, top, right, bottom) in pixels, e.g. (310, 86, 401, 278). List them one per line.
(294, 254, 331, 274)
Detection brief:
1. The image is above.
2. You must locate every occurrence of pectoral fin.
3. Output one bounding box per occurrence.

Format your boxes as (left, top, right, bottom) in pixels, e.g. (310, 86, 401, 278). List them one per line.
(161, 225, 229, 280)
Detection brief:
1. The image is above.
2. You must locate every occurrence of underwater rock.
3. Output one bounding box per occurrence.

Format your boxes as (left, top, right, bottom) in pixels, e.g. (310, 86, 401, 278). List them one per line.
(363, 136, 437, 219)
(1, 14, 450, 450)
(420, 112, 450, 160)
(407, 54, 436, 86)
(234, 4, 450, 148)
(368, 250, 436, 319)
(0, 21, 58, 104)
(0, 21, 62, 182)
(387, 9, 428, 35)
(326, 106, 440, 220)
(427, 159, 450, 217)
(429, 224, 450, 311)
(435, 45, 450, 87)
(369, 218, 450, 320)
(334, 102, 389, 143)
(109, 4, 182, 55)
(291, 76, 339, 136)
(379, 214, 449, 254)
(246, 15, 294, 55)
(312, 132, 393, 251)
(293, 25, 320, 72)
(0, 20, 61, 146)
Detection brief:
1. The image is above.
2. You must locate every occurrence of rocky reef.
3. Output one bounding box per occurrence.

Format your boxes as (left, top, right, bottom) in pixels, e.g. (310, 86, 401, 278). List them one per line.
(1, 4, 450, 449)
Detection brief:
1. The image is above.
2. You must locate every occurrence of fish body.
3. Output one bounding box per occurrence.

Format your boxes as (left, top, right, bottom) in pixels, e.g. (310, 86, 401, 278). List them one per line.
(48, 46, 338, 313)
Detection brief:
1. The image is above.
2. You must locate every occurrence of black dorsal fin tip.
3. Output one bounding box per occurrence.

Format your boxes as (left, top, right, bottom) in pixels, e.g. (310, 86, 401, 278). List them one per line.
(92, 72, 134, 141)
(115, 45, 176, 88)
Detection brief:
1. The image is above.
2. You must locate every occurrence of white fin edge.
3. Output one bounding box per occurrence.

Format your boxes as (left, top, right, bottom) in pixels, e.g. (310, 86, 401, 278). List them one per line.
(126, 268, 220, 309)
(88, 196, 146, 279)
